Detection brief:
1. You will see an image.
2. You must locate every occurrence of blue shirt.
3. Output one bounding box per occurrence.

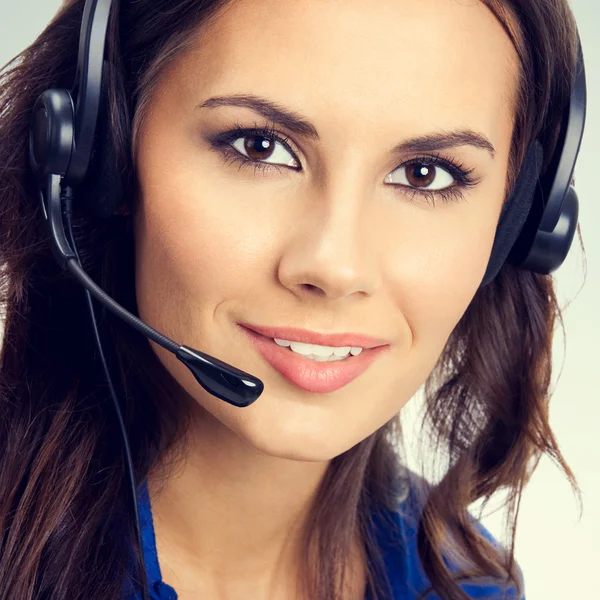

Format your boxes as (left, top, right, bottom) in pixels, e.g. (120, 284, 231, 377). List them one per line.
(123, 480, 523, 599)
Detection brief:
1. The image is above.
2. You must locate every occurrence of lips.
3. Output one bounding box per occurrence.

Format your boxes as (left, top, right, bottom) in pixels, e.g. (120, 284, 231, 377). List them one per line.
(239, 324, 389, 394)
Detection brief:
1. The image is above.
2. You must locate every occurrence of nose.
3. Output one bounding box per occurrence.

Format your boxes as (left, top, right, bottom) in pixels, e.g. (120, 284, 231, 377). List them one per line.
(277, 181, 382, 301)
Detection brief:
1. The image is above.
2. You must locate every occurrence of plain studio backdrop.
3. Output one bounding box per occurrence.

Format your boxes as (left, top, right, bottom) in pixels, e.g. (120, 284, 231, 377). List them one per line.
(0, 1, 598, 598)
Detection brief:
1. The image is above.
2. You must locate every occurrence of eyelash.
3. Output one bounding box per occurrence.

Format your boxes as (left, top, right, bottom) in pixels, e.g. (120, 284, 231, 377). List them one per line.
(209, 120, 481, 207)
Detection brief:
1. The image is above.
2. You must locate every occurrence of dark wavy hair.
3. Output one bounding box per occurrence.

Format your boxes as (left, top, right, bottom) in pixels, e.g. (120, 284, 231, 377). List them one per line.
(0, 0, 584, 598)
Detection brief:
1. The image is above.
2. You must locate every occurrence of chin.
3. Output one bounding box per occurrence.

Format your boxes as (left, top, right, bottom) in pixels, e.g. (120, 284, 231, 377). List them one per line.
(246, 433, 346, 463)
(242, 414, 358, 463)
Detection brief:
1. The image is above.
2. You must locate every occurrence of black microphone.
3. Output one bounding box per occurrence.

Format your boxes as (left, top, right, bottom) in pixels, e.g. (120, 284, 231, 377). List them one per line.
(56, 180, 264, 408)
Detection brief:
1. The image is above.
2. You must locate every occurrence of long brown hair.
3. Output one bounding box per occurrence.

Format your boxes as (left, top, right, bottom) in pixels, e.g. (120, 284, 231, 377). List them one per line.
(0, 1, 584, 599)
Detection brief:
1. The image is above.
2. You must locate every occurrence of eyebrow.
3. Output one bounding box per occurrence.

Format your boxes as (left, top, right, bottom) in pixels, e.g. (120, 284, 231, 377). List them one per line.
(197, 93, 496, 159)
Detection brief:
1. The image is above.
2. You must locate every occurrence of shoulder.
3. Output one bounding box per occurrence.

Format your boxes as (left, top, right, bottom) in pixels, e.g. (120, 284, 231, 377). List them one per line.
(370, 472, 525, 599)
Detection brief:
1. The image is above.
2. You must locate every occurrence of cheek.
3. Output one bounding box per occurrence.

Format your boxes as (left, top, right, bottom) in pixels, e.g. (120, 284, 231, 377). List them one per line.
(132, 168, 275, 339)
(384, 201, 499, 358)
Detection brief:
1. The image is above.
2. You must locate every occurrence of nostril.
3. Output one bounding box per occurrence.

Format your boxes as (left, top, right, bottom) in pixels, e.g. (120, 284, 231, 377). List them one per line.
(301, 283, 324, 295)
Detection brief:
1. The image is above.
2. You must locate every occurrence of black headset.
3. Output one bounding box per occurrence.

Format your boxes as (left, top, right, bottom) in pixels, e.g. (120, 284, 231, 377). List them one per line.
(27, 0, 587, 598)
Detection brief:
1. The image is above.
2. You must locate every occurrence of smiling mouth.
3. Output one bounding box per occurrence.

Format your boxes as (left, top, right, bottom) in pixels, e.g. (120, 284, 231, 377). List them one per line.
(240, 326, 389, 394)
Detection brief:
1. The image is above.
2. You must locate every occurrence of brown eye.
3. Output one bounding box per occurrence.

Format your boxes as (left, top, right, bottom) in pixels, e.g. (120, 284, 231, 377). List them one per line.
(231, 134, 299, 167)
(386, 160, 455, 191)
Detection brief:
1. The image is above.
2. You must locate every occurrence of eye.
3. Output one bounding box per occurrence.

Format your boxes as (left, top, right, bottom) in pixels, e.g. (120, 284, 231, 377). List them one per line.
(230, 134, 300, 168)
(382, 155, 480, 206)
(385, 161, 455, 191)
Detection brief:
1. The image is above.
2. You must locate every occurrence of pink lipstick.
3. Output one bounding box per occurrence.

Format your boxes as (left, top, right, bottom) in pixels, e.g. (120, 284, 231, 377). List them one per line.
(239, 323, 389, 394)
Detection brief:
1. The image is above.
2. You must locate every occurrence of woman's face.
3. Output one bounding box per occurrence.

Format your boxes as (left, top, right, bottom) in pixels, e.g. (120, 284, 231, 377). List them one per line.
(133, 0, 519, 460)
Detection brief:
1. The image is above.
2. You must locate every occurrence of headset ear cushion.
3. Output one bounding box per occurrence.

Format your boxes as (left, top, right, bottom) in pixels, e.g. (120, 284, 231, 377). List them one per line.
(80, 59, 126, 218)
(480, 139, 544, 287)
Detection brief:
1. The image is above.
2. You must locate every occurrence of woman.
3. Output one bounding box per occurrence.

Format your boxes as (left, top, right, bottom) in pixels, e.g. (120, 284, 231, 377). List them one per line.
(0, 0, 583, 598)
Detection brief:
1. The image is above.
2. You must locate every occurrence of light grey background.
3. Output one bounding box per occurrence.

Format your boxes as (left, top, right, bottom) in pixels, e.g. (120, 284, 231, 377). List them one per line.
(1, 1, 598, 598)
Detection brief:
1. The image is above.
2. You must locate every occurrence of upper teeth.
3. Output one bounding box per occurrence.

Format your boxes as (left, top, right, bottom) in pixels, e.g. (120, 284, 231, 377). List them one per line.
(273, 339, 363, 358)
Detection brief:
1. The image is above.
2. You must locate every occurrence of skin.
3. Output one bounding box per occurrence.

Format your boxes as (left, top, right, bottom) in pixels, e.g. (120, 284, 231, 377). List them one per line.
(132, 0, 520, 597)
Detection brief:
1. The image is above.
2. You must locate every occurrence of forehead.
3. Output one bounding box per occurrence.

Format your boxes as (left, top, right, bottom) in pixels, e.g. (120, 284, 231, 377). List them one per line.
(170, 0, 519, 145)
